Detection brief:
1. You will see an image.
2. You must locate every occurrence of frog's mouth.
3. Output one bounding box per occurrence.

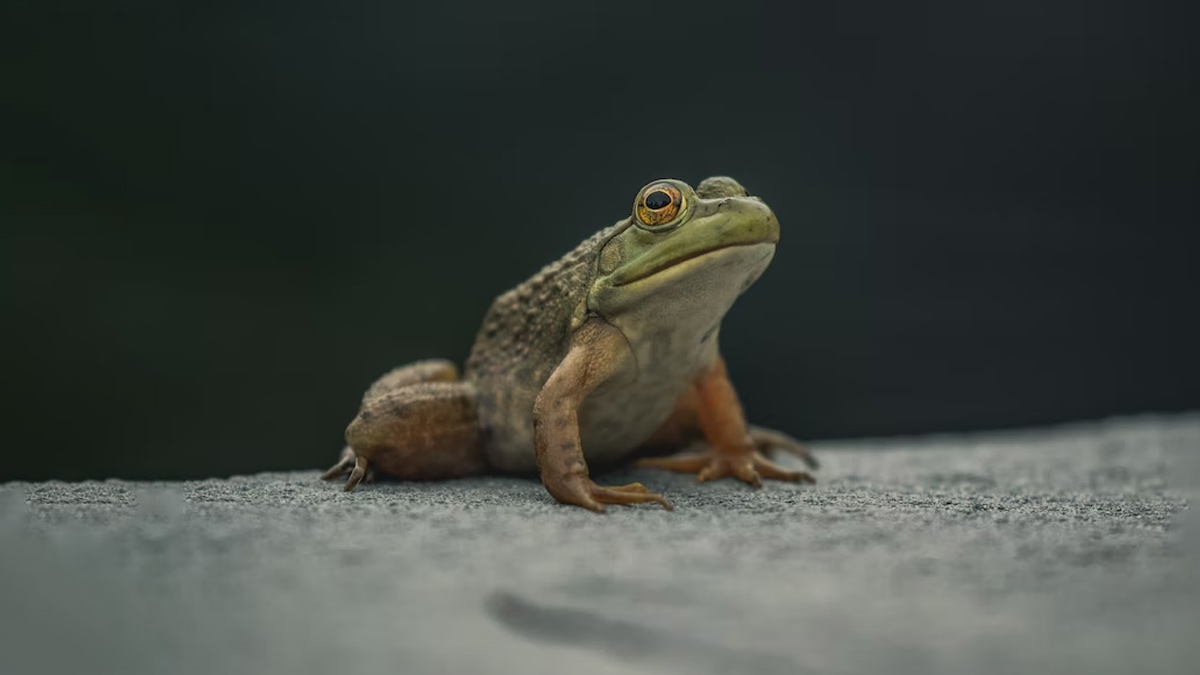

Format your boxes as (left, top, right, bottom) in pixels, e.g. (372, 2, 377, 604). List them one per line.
(606, 196, 781, 287)
(609, 242, 775, 287)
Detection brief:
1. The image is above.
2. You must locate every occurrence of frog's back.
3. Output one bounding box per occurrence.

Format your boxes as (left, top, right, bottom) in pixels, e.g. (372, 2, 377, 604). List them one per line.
(465, 222, 626, 472)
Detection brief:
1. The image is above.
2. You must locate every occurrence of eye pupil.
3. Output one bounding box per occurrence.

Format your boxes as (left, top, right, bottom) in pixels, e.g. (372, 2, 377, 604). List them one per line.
(644, 190, 672, 210)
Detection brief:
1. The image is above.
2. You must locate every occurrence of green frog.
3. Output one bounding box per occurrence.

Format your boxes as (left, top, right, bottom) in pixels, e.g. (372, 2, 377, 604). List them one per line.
(323, 176, 817, 512)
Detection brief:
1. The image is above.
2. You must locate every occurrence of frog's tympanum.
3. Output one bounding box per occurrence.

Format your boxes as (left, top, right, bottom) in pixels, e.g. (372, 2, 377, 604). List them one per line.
(323, 176, 817, 511)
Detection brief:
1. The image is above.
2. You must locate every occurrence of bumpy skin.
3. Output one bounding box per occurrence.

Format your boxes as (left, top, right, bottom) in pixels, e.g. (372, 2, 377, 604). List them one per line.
(325, 176, 817, 511)
(463, 224, 619, 473)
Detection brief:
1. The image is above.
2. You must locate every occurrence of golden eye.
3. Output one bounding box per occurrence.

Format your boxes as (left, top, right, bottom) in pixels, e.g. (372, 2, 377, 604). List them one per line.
(636, 182, 684, 228)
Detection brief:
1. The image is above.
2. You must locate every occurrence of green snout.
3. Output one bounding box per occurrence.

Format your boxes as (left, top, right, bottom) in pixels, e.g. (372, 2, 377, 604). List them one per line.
(607, 196, 780, 287)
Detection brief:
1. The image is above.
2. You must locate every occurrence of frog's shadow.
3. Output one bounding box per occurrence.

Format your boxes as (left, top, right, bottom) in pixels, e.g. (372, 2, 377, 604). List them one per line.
(484, 591, 799, 674)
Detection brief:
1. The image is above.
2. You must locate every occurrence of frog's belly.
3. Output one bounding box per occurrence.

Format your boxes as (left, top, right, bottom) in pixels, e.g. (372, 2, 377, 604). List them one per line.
(478, 356, 701, 474)
(478, 309, 729, 473)
(478, 376, 690, 474)
(575, 374, 693, 466)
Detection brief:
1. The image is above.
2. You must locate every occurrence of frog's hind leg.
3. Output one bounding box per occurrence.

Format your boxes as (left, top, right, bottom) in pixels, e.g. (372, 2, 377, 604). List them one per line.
(341, 380, 486, 490)
(358, 359, 461, 403)
(637, 380, 818, 470)
(323, 359, 461, 483)
(324, 359, 487, 491)
(635, 357, 816, 484)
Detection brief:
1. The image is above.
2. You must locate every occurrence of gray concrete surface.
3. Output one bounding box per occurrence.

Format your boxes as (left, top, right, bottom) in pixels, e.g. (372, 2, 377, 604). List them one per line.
(2, 414, 1198, 675)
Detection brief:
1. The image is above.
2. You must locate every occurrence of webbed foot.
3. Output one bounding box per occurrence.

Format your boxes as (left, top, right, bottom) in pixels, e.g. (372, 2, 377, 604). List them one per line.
(321, 447, 375, 491)
(749, 425, 819, 470)
(636, 445, 814, 487)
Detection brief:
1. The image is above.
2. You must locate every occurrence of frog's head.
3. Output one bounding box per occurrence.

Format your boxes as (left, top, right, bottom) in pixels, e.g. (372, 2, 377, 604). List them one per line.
(589, 176, 779, 320)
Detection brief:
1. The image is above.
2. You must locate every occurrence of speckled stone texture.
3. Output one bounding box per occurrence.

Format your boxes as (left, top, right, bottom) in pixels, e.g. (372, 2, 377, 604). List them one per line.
(2, 414, 1197, 675)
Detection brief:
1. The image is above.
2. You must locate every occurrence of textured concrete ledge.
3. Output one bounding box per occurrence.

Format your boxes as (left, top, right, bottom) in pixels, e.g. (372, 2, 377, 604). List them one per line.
(2, 414, 1198, 675)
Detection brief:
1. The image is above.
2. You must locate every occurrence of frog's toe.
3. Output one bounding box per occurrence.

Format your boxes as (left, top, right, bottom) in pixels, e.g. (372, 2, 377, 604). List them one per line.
(322, 450, 372, 491)
(638, 448, 815, 487)
(321, 447, 356, 480)
(750, 425, 818, 470)
(339, 455, 370, 492)
(545, 473, 674, 512)
(698, 456, 762, 487)
(609, 482, 651, 493)
(753, 454, 816, 483)
(591, 483, 674, 511)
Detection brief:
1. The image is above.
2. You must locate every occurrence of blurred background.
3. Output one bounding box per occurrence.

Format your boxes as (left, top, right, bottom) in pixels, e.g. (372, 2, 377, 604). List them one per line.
(2, 0, 1196, 481)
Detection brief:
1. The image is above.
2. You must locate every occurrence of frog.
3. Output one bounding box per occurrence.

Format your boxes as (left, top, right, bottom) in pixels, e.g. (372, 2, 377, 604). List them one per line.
(322, 176, 817, 512)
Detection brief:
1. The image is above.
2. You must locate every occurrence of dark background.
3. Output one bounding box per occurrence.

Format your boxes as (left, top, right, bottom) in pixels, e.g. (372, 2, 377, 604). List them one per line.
(2, 1, 1196, 481)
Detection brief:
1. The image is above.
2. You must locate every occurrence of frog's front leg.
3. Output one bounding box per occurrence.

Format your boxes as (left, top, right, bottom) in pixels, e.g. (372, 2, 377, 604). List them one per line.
(534, 319, 673, 513)
(636, 357, 816, 486)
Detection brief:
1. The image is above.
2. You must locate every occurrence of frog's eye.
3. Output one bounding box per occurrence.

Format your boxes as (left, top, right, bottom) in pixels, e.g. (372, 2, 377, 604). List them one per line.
(635, 182, 685, 229)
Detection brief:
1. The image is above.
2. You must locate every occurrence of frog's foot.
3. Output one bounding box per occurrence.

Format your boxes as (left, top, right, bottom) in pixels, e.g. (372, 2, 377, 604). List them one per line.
(321, 448, 377, 490)
(544, 474, 674, 513)
(321, 446, 355, 480)
(636, 446, 814, 488)
(750, 425, 819, 470)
